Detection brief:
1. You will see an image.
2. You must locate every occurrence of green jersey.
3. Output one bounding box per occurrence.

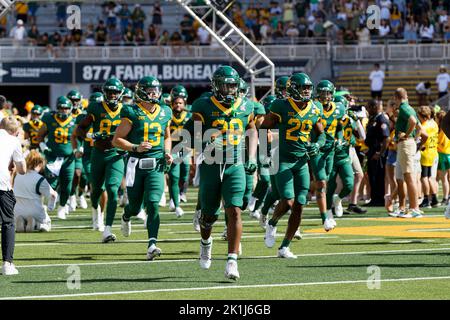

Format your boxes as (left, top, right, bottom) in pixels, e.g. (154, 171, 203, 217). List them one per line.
(170, 110, 192, 148)
(75, 112, 94, 154)
(86, 101, 123, 139)
(42, 111, 76, 157)
(121, 103, 172, 159)
(335, 114, 357, 161)
(270, 98, 322, 161)
(185, 104, 192, 112)
(252, 100, 266, 116)
(395, 102, 417, 139)
(191, 96, 254, 162)
(316, 101, 346, 151)
(23, 119, 44, 149)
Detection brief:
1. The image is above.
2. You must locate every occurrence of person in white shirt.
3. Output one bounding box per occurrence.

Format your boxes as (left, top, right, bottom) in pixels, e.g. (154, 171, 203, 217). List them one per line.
(419, 19, 434, 43)
(416, 81, 432, 106)
(197, 26, 210, 45)
(369, 63, 385, 99)
(436, 65, 450, 98)
(0, 116, 26, 276)
(13, 150, 55, 233)
(9, 19, 27, 46)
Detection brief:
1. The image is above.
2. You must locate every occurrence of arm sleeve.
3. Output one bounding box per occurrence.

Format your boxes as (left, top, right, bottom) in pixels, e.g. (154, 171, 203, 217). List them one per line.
(12, 139, 25, 163)
(39, 178, 53, 199)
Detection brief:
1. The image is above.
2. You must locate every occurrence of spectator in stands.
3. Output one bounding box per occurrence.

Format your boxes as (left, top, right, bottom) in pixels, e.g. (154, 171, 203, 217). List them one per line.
(0, 15, 7, 38)
(131, 4, 146, 31)
(260, 18, 272, 44)
(135, 27, 146, 46)
(283, 0, 294, 24)
(148, 24, 159, 45)
(15, 1, 28, 25)
(310, 0, 319, 13)
(444, 18, 450, 41)
(157, 30, 170, 46)
(9, 19, 27, 47)
(419, 18, 435, 43)
(404, 15, 418, 43)
(62, 33, 73, 47)
(55, 2, 66, 26)
(285, 22, 299, 41)
(390, 4, 402, 37)
(379, 19, 391, 38)
(357, 25, 371, 46)
(123, 24, 135, 46)
(170, 31, 184, 54)
(95, 20, 108, 46)
(436, 65, 450, 98)
(197, 25, 211, 45)
(272, 21, 285, 41)
(27, 2, 39, 26)
(180, 14, 194, 43)
(84, 24, 96, 46)
(416, 81, 432, 106)
(72, 28, 83, 46)
(232, 5, 245, 29)
(152, 1, 163, 31)
(437, 9, 448, 34)
(108, 23, 122, 46)
(105, 2, 118, 28)
(369, 63, 385, 100)
(380, 0, 392, 21)
(117, 3, 131, 35)
(27, 24, 39, 46)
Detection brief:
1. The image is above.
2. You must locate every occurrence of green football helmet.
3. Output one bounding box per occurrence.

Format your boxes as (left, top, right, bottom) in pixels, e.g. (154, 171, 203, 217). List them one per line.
(102, 78, 124, 109)
(275, 76, 289, 99)
(31, 104, 43, 116)
(211, 65, 240, 104)
(261, 95, 276, 107)
(160, 93, 171, 105)
(287, 73, 313, 102)
(316, 80, 335, 105)
(334, 95, 349, 111)
(135, 76, 162, 104)
(56, 96, 73, 120)
(170, 84, 188, 102)
(67, 89, 82, 108)
(89, 92, 104, 104)
(121, 88, 134, 103)
(238, 79, 249, 98)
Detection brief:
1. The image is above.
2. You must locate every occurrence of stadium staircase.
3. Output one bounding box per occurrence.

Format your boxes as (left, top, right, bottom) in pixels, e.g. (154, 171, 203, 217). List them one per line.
(334, 68, 440, 108)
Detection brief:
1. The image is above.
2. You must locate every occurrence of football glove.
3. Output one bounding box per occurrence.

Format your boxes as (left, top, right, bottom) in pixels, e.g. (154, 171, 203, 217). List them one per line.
(244, 159, 258, 174)
(91, 132, 110, 141)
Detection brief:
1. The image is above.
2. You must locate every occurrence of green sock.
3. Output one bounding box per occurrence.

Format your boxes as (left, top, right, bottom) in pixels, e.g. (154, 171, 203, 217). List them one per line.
(320, 212, 327, 223)
(268, 219, 278, 227)
(227, 253, 238, 261)
(279, 238, 290, 249)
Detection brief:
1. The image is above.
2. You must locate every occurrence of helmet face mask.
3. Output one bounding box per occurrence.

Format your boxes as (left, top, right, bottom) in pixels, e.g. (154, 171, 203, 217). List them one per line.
(56, 96, 73, 120)
(212, 65, 240, 105)
(102, 78, 124, 109)
(287, 73, 314, 103)
(135, 77, 162, 104)
(170, 85, 188, 102)
(275, 76, 289, 99)
(318, 90, 333, 104)
(239, 79, 249, 98)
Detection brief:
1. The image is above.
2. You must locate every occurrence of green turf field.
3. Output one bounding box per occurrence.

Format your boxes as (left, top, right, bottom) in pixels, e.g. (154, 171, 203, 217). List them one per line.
(1, 188, 450, 300)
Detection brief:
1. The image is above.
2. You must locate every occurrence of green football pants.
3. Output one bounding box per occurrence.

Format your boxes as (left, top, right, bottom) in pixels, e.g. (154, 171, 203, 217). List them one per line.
(45, 154, 75, 207)
(326, 157, 354, 210)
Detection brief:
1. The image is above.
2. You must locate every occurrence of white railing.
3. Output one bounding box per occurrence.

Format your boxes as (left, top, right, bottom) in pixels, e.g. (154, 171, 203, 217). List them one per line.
(1, 44, 450, 62)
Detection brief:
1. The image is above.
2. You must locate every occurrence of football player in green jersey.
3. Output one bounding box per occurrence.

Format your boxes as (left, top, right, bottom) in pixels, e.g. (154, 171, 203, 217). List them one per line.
(184, 66, 257, 279)
(122, 88, 134, 105)
(167, 85, 192, 217)
(311, 80, 346, 231)
(259, 72, 325, 258)
(170, 84, 192, 203)
(37, 96, 76, 220)
(67, 90, 83, 118)
(113, 76, 173, 260)
(76, 78, 126, 243)
(23, 105, 44, 150)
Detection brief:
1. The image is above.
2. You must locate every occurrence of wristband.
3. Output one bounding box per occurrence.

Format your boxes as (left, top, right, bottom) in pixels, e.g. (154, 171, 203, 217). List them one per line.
(132, 144, 138, 153)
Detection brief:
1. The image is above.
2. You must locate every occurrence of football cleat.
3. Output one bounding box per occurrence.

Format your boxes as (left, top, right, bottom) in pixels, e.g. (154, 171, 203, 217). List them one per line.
(247, 196, 257, 212)
(68, 195, 77, 212)
(264, 224, 277, 248)
(169, 199, 176, 212)
(277, 247, 298, 259)
(159, 193, 167, 207)
(180, 192, 187, 203)
(193, 209, 201, 232)
(136, 209, 147, 221)
(397, 211, 412, 218)
(1, 262, 19, 275)
(333, 194, 343, 217)
(121, 215, 131, 237)
(102, 226, 116, 243)
(259, 212, 267, 229)
(78, 195, 88, 209)
(411, 209, 423, 218)
(175, 206, 184, 218)
(249, 210, 260, 220)
(147, 245, 162, 261)
(224, 259, 239, 280)
(57, 205, 67, 220)
(323, 218, 335, 232)
(199, 238, 212, 269)
(293, 229, 302, 240)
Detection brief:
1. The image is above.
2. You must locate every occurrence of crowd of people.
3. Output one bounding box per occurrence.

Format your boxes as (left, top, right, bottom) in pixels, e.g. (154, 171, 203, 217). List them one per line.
(2, 64, 450, 278)
(4, 1, 450, 48)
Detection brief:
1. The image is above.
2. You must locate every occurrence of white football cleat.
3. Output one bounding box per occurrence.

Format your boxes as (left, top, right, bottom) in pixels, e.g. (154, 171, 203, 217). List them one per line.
(1, 262, 19, 275)
(333, 194, 343, 217)
(15, 216, 26, 233)
(225, 259, 239, 280)
(277, 246, 298, 259)
(445, 204, 450, 219)
(136, 209, 147, 221)
(264, 224, 277, 248)
(180, 192, 187, 203)
(293, 229, 302, 240)
(199, 238, 212, 269)
(249, 210, 260, 220)
(259, 212, 267, 229)
(323, 218, 335, 232)
(169, 199, 176, 212)
(37, 220, 51, 232)
(159, 193, 166, 207)
(68, 195, 77, 212)
(57, 205, 67, 220)
(193, 209, 201, 232)
(248, 196, 257, 212)
(121, 215, 131, 237)
(78, 195, 88, 209)
(147, 245, 162, 261)
(175, 206, 184, 218)
(102, 226, 116, 243)
(119, 192, 128, 207)
(25, 216, 35, 232)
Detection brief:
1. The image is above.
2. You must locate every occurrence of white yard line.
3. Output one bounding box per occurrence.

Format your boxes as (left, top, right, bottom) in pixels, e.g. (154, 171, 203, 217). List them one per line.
(2, 275, 450, 300)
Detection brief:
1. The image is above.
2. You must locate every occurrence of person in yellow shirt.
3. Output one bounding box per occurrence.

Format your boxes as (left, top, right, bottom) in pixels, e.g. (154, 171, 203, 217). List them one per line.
(437, 111, 450, 205)
(418, 106, 439, 208)
(385, 102, 398, 214)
